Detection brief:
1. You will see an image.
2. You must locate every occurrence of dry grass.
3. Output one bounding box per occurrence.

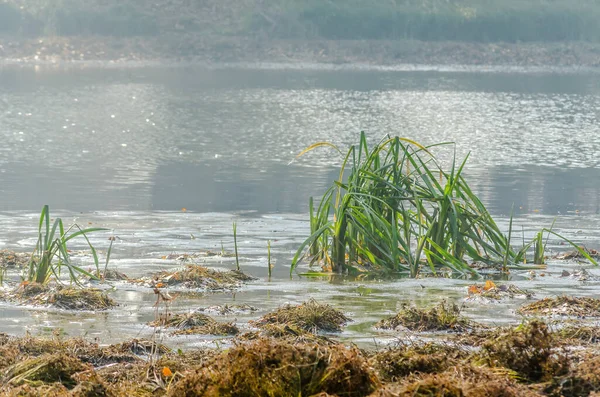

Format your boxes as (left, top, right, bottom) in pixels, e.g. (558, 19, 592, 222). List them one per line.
(519, 296, 600, 317)
(375, 301, 475, 332)
(134, 264, 255, 290)
(7, 283, 118, 311)
(370, 342, 469, 382)
(478, 321, 569, 382)
(149, 312, 239, 336)
(251, 299, 351, 333)
(168, 338, 379, 397)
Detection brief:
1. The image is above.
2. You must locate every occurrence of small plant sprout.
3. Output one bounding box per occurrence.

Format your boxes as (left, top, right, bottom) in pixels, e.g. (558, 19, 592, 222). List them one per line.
(268, 240, 272, 279)
(233, 221, 240, 271)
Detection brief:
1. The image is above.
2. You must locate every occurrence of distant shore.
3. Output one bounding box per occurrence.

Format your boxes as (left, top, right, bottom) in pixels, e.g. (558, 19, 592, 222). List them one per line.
(2, 35, 600, 68)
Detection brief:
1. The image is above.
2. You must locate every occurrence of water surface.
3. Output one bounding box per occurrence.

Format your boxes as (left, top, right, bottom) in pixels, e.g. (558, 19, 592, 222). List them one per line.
(1, 64, 599, 346)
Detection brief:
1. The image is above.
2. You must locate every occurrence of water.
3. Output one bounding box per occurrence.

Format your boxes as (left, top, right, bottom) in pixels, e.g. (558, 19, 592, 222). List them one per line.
(1, 63, 599, 347)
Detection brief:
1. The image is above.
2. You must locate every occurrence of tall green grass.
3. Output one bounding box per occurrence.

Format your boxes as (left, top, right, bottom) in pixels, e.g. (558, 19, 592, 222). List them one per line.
(26, 205, 108, 284)
(291, 133, 597, 277)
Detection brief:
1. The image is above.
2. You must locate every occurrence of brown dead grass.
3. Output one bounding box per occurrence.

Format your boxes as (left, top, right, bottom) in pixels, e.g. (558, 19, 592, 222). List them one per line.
(252, 298, 351, 333)
(140, 264, 255, 290)
(371, 343, 469, 382)
(519, 296, 600, 317)
(10, 283, 117, 311)
(149, 312, 239, 336)
(168, 338, 379, 397)
(375, 301, 475, 332)
(478, 321, 569, 382)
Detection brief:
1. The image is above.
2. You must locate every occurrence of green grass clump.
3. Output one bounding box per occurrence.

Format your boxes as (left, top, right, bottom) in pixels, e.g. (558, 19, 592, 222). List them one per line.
(25, 205, 109, 285)
(292, 133, 596, 277)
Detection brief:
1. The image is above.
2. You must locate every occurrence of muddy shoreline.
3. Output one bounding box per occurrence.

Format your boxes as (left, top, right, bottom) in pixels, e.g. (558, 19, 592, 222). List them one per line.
(2, 35, 600, 68)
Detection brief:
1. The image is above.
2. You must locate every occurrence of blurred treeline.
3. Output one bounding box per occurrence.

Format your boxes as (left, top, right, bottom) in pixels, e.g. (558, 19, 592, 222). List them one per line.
(2, 0, 600, 43)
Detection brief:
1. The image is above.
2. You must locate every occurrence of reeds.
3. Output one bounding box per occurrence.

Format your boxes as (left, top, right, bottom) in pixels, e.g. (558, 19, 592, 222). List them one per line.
(292, 133, 596, 277)
(26, 205, 108, 285)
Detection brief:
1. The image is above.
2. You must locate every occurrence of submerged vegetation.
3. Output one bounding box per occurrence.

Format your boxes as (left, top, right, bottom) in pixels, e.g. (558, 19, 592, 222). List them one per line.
(292, 133, 597, 276)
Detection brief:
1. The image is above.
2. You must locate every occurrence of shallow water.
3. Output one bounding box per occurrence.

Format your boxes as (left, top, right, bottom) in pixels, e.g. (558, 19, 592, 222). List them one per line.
(1, 63, 600, 347)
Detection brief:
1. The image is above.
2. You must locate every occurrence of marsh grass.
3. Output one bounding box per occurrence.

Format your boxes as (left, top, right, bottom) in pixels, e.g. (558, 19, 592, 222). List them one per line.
(26, 205, 109, 285)
(232, 221, 240, 271)
(292, 133, 597, 276)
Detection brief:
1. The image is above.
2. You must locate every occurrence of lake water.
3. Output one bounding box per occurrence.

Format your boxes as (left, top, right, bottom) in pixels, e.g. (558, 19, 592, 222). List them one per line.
(1, 63, 599, 346)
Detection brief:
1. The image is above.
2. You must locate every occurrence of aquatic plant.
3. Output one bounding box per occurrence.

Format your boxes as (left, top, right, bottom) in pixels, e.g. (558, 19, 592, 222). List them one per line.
(232, 221, 240, 271)
(292, 133, 520, 276)
(267, 239, 272, 279)
(292, 133, 597, 276)
(26, 205, 109, 285)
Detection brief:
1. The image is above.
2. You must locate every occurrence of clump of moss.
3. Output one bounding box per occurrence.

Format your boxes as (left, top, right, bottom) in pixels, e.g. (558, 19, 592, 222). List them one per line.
(168, 339, 379, 397)
(371, 343, 468, 381)
(252, 299, 351, 333)
(375, 301, 474, 332)
(150, 311, 238, 336)
(2, 353, 90, 388)
(519, 296, 600, 317)
(137, 264, 255, 290)
(478, 321, 568, 382)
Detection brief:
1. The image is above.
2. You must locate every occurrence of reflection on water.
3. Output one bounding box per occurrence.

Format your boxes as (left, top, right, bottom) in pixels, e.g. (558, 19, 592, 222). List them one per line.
(1, 65, 600, 214)
(1, 64, 600, 346)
